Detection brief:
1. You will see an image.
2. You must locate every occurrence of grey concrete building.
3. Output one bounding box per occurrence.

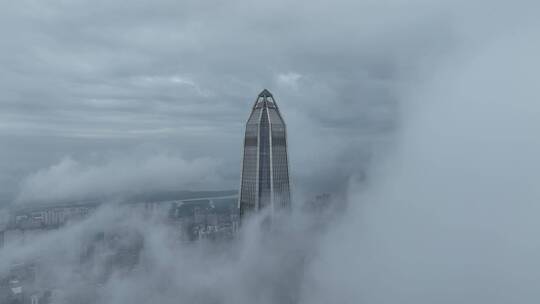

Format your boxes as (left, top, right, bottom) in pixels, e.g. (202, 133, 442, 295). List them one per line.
(239, 89, 291, 220)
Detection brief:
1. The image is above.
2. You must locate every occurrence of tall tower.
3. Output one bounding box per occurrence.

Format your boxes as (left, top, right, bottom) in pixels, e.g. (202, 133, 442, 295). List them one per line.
(239, 89, 291, 220)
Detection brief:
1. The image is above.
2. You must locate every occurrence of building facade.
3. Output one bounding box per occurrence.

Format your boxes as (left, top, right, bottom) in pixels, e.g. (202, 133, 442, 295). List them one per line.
(239, 89, 291, 220)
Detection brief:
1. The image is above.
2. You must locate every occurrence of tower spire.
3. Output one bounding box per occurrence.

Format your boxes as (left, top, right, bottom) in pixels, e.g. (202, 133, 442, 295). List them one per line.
(258, 89, 273, 98)
(253, 89, 278, 109)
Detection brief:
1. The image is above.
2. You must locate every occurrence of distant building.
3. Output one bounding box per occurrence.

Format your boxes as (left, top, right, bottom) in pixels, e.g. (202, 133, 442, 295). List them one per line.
(239, 89, 291, 221)
(168, 197, 239, 241)
(0, 262, 51, 304)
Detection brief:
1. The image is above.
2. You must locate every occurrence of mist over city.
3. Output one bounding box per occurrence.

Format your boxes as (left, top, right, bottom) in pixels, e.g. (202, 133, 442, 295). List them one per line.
(1, 0, 539, 303)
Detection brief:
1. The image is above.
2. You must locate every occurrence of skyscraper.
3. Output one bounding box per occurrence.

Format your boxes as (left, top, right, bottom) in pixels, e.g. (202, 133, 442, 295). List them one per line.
(239, 89, 291, 220)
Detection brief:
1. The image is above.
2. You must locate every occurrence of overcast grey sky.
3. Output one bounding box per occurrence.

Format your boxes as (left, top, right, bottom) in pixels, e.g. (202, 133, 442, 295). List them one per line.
(0, 0, 538, 206)
(0, 0, 423, 205)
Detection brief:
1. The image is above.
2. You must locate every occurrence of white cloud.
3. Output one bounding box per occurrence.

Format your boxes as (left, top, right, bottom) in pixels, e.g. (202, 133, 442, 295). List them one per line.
(276, 72, 302, 88)
(16, 153, 226, 204)
(302, 10, 540, 304)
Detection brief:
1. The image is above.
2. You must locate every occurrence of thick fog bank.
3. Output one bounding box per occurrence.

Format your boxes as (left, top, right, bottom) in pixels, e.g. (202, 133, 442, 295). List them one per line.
(15, 152, 226, 205)
(301, 13, 540, 304)
(0, 205, 324, 304)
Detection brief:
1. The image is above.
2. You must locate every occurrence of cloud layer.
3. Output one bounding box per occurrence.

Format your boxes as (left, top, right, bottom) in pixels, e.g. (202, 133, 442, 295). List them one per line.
(16, 153, 225, 204)
(303, 7, 540, 303)
(1, 0, 446, 203)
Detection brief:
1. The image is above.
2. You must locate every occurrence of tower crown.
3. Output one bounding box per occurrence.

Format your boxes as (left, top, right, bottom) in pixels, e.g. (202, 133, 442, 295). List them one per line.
(254, 89, 277, 109)
(258, 89, 273, 98)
